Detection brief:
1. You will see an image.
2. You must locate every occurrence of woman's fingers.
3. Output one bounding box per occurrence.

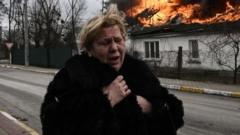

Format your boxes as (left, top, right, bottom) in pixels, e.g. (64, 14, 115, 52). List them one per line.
(116, 76, 128, 92)
(136, 95, 152, 113)
(119, 79, 131, 96)
(123, 89, 131, 96)
(119, 80, 126, 86)
(115, 75, 124, 82)
(104, 75, 132, 107)
(120, 82, 127, 90)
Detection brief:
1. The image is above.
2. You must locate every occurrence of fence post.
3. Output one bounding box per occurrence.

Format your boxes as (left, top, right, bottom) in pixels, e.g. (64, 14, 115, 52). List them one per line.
(177, 46, 182, 79)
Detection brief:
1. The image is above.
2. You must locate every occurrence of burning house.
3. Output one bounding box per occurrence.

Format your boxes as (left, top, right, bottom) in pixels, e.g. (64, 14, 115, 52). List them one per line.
(111, 0, 240, 73)
(113, 0, 240, 27)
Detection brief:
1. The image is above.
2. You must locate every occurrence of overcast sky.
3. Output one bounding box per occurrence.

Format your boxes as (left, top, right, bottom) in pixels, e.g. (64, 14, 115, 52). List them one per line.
(85, 0, 102, 18)
(1, 0, 102, 28)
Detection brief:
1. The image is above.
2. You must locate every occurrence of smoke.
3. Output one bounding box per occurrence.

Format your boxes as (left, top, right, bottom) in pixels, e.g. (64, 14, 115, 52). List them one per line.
(200, 0, 226, 17)
(199, 0, 240, 18)
(110, 0, 138, 11)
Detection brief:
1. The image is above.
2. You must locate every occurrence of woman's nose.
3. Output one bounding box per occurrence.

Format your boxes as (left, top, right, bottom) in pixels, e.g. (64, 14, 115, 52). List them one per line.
(109, 42, 118, 52)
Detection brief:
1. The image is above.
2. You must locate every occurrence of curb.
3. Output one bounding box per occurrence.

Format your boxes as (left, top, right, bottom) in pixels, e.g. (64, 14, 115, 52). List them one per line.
(0, 111, 39, 135)
(1, 64, 239, 98)
(0, 64, 57, 75)
(162, 84, 240, 98)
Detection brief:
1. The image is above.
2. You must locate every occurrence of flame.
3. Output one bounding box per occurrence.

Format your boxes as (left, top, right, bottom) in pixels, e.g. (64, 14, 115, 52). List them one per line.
(126, 0, 240, 27)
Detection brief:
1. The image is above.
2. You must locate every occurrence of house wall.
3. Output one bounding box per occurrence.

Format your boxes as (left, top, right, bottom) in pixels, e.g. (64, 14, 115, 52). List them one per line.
(130, 34, 236, 70)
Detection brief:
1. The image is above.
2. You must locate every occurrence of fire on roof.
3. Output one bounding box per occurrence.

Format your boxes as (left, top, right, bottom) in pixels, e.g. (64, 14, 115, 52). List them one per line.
(111, 0, 240, 27)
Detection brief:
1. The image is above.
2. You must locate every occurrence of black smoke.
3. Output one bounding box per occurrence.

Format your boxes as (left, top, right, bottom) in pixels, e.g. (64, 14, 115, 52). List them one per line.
(110, 0, 139, 12)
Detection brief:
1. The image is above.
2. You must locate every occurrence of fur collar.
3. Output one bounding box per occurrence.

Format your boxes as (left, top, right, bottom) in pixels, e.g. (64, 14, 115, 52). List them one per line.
(63, 53, 147, 93)
(64, 53, 119, 91)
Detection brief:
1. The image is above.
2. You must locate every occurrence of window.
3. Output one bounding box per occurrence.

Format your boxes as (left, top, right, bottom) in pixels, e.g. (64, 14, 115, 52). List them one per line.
(189, 40, 199, 58)
(144, 41, 160, 58)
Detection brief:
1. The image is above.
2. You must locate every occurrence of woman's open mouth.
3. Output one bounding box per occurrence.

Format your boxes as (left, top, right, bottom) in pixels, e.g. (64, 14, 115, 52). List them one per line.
(109, 56, 120, 65)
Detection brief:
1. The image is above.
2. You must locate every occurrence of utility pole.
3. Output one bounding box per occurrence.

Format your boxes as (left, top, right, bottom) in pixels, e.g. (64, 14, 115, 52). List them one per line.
(102, 0, 105, 13)
(24, 0, 29, 66)
(0, 22, 2, 43)
(102, 0, 110, 13)
(177, 46, 182, 79)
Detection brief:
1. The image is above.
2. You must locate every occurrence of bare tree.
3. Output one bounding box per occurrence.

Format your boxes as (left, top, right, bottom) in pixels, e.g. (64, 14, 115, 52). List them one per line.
(28, 0, 86, 47)
(29, 1, 46, 48)
(0, 0, 7, 17)
(1, 0, 20, 39)
(202, 32, 240, 84)
(34, 0, 62, 48)
(62, 0, 86, 53)
(7, 0, 16, 42)
(12, 0, 24, 48)
(1, 0, 24, 47)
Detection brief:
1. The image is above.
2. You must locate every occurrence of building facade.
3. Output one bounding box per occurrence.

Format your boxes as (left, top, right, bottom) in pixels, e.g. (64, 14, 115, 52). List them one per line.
(129, 21, 240, 71)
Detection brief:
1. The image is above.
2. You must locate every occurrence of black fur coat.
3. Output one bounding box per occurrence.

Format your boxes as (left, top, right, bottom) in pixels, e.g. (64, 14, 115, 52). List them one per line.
(40, 53, 184, 135)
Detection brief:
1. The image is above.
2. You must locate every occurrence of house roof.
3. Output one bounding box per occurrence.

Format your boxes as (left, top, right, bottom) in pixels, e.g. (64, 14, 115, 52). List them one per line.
(130, 21, 240, 38)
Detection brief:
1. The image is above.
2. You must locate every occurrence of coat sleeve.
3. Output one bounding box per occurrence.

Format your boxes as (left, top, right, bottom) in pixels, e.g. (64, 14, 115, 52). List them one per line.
(40, 68, 119, 135)
(134, 61, 184, 134)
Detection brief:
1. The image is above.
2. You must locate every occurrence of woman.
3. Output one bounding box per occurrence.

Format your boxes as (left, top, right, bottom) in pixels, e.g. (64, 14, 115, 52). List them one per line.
(40, 5, 184, 135)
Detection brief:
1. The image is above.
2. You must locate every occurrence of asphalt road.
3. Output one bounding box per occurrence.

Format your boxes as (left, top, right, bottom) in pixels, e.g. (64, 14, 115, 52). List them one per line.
(0, 67, 239, 135)
(0, 67, 52, 134)
(172, 91, 240, 135)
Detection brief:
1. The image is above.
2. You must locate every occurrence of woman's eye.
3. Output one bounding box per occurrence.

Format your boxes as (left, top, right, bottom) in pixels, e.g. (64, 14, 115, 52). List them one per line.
(114, 38, 122, 43)
(98, 41, 108, 45)
(98, 39, 111, 46)
(97, 37, 123, 46)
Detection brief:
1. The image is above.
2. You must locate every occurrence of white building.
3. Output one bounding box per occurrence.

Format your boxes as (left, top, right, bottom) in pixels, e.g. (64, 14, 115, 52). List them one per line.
(129, 21, 240, 71)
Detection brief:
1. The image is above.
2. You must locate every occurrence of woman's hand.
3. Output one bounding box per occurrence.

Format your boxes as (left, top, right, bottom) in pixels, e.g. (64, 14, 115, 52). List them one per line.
(103, 75, 131, 107)
(136, 95, 152, 114)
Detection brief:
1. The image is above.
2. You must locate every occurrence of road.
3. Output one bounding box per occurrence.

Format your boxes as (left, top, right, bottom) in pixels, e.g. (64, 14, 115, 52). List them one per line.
(0, 67, 52, 135)
(0, 67, 239, 135)
(174, 91, 240, 135)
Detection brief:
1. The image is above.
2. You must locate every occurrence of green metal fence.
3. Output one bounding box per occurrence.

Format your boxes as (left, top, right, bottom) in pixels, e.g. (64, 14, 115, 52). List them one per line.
(12, 47, 72, 68)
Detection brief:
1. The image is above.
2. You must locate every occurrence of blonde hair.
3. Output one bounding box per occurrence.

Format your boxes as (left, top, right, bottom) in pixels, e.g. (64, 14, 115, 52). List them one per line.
(79, 4, 126, 50)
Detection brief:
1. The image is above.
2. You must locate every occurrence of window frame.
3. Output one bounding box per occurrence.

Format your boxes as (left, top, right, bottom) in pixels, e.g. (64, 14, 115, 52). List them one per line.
(188, 39, 201, 64)
(144, 41, 160, 59)
(189, 39, 199, 59)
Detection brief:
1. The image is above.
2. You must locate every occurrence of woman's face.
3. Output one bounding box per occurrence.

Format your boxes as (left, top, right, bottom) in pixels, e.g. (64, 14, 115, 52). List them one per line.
(89, 25, 126, 71)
